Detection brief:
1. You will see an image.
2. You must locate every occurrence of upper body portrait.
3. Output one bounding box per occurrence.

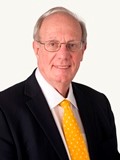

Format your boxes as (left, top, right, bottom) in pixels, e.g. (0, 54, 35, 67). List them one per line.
(0, 6, 119, 160)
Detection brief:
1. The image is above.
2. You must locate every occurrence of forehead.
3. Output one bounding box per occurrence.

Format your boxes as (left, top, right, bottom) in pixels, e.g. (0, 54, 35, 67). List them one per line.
(43, 12, 79, 24)
(39, 12, 82, 39)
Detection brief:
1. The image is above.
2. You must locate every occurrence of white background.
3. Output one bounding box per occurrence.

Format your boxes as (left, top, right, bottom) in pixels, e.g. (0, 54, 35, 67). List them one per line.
(0, 0, 120, 151)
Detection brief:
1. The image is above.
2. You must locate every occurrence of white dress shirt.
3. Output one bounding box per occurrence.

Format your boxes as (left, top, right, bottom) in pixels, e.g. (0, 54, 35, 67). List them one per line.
(35, 68, 87, 160)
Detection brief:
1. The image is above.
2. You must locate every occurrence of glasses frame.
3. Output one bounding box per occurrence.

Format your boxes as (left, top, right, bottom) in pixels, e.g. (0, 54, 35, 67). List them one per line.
(36, 40, 83, 52)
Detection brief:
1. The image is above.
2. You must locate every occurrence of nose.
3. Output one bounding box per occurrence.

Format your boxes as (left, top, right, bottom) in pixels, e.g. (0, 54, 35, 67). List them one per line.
(57, 43, 70, 59)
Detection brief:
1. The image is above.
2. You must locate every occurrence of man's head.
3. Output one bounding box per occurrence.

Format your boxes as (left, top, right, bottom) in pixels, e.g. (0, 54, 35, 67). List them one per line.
(33, 7, 87, 95)
(33, 7, 87, 44)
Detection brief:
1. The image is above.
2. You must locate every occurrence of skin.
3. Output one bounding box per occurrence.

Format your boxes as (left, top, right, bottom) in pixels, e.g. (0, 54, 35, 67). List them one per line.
(33, 12, 86, 97)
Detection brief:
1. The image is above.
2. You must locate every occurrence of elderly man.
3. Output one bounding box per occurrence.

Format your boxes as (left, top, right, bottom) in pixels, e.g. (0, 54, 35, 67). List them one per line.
(0, 7, 119, 160)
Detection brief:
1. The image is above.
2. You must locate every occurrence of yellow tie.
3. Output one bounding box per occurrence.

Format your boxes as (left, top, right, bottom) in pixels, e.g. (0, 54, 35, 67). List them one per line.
(59, 99, 90, 160)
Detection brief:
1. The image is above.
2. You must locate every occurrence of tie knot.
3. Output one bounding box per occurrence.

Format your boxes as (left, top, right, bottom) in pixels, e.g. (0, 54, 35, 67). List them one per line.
(59, 99, 70, 108)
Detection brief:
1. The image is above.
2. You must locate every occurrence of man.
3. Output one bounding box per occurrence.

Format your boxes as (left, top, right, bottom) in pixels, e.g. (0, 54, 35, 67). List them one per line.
(0, 7, 119, 160)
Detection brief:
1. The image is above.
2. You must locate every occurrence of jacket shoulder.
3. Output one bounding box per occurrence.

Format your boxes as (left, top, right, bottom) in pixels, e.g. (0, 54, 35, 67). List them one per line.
(0, 70, 36, 102)
(72, 82, 111, 111)
(0, 81, 25, 100)
(72, 82, 104, 97)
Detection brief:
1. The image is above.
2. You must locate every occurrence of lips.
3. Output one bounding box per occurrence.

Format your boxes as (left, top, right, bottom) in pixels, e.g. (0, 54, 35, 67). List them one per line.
(54, 65, 71, 69)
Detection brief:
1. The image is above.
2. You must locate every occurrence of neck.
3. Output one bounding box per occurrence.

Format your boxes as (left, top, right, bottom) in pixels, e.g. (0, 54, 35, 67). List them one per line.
(38, 69, 70, 97)
(56, 85, 69, 98)
(51, 81, 70, 98)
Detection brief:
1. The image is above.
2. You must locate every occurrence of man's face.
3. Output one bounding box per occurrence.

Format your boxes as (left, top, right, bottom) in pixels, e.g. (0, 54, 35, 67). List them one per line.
(33, 13, 86, 88)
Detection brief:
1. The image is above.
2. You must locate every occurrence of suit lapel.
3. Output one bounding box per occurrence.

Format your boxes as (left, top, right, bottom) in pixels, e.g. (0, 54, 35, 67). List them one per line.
(72, 83, 98, 159)
(24, 72, 69, 160)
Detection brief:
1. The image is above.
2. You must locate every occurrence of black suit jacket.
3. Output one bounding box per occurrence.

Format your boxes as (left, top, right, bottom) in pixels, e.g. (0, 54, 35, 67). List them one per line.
(0, 70, 119, 160)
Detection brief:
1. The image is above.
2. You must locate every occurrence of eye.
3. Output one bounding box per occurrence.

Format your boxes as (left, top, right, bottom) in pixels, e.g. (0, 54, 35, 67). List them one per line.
(49, 41, 56, 46)
(45, 41, 60, 51)
(48, 41, 59, 47)
(68, 42, 77, 49)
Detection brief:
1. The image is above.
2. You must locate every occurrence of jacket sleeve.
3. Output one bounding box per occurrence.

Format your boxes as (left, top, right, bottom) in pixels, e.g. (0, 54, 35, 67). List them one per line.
(98, 94, 120, 160)
(0, 109, 17, 160)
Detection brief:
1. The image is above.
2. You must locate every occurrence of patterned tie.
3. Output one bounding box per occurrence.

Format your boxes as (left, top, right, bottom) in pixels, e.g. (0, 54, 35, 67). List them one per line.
(59, 99, 90, 160)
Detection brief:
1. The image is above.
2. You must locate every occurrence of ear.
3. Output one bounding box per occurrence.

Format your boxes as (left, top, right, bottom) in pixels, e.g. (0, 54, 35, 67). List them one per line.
(32, 41, 40, 56)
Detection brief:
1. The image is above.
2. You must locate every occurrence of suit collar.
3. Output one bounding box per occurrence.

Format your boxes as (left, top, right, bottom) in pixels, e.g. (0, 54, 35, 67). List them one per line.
(24, 70, 69, 160)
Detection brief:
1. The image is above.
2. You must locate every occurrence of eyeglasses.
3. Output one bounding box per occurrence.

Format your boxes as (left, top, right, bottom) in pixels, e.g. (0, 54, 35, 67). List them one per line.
(37, 40, 83, 52)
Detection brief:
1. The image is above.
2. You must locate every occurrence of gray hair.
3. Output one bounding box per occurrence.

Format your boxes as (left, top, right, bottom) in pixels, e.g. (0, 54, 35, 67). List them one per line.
(33, 7, 87, 43)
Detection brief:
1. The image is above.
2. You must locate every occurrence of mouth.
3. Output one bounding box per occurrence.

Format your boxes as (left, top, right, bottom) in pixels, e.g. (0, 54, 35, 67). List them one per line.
(54, 65, 71, 69)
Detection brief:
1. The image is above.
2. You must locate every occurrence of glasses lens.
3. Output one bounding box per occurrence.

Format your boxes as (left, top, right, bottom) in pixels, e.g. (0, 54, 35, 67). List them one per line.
(46, 41, 60, 51)
(67, 42, 82, 51)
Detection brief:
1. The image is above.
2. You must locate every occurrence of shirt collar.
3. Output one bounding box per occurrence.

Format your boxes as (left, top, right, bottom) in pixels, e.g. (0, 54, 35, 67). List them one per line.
(35, 68, 77, 109)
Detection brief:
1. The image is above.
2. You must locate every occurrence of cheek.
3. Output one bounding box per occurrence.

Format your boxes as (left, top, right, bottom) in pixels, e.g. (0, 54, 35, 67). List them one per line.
(36, 51, 46, 69)
(37, 51, 55, 70)
(72, 53, 83, 67)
